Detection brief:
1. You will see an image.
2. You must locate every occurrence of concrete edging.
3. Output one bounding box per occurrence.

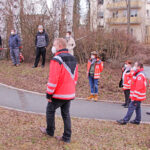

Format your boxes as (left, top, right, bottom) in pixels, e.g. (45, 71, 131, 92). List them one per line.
(0, 82, 150, 106)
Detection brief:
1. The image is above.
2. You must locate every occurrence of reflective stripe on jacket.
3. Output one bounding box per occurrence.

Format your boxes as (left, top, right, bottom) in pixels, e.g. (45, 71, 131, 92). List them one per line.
(130, 69, 147, 101)
(122, 69, 133, 90)
(87, 58, 103, 79)
(46, 49, 78, 100)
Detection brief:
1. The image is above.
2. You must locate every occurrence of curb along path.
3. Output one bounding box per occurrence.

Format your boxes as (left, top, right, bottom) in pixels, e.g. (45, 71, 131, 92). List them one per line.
(0, 83, 150, 123)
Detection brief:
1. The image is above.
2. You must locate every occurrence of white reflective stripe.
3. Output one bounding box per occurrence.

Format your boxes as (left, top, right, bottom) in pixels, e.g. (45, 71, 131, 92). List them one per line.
(123, 87, 130, 89)
(53, 93, 75, 98)
(132, 94, 146, 99)
(134, 91, 146, 96)
(47, 83, 57, 87)
(47, 88, 54, 93)
(123, 84, 130, 87)
(75, 81, 77, 84)
(54, 56, 77, 80)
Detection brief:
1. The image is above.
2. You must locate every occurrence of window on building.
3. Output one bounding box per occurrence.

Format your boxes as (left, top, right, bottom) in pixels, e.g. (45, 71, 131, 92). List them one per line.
(146, 26, 149, 35)
(98, 12, 104, 18)
(112, 11, 118, 18)
(112, 28, 118, 33)
(113, 0, 122, 2)
(130, 28, 133, 35)
(130, 9, 138, 17)
(98, 0, 104, 5)
(123, 10, 127, 17)
(147, 10, 149, 17)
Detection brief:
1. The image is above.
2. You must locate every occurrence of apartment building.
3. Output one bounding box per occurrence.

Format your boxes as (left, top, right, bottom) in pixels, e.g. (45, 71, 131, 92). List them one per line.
(90, 0, 150, 44)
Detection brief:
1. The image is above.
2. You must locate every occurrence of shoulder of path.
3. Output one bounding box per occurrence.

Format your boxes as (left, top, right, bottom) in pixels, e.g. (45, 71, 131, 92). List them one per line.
(0, 82, 150, 106)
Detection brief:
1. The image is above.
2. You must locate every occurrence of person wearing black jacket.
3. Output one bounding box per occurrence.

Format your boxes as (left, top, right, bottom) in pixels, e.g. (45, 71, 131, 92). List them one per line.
(32, 25, 49, 68)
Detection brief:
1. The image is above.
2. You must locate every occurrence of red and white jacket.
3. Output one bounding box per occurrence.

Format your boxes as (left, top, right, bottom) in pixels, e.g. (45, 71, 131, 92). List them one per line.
(87, 58, 103, 79)
(122, 68, 133, 90)
(130, 68, 147, 101)
(46, 49, 78, 100)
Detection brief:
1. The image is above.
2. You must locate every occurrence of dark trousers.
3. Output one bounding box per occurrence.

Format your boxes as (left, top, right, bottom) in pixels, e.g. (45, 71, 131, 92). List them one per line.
(123, 101, 141, 123)
(46, 100, 71, 142)
(34, 47, 46, 67)
(124, 90, 131, 105)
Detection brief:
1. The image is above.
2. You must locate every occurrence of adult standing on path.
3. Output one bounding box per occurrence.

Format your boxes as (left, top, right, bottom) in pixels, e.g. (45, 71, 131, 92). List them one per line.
(40, 38, 78, 143)
(32, 25, 49, 68)
(117, 62, 147, 125)
(66, 31, 76, 56)
(9, 29, 21, 67)
(121, 60, 132, 108)
(87, 51, 104, 102)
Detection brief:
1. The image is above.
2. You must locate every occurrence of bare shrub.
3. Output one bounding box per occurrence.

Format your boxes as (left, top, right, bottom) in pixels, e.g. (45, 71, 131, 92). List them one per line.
(74, 28, 148, 66)
(2, 0, 149, 65)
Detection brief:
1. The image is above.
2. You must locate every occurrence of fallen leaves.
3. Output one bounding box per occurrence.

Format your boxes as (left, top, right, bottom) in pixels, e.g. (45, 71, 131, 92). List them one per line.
(0, 107, 150, 149)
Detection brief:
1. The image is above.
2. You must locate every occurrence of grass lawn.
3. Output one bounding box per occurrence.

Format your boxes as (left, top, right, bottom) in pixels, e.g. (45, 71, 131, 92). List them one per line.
(0, 107, 150, 150)
(0, 60, 149, 104)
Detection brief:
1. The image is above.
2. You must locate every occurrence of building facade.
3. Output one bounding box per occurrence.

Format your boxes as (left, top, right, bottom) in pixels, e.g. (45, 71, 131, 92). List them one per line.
(90, 0, 150, 44)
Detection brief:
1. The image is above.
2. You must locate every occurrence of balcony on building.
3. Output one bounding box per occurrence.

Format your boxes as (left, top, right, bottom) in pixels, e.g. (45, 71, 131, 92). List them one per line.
(107, 0, 142, 10)
(107, 17, 141, 25)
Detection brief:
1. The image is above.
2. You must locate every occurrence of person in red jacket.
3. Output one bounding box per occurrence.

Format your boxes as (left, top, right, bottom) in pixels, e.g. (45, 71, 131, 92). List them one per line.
(117, 62, 147, 125)
(87, 51, 103, 101)
(122, 60, 133, 108)
(40, 38, 78, 143)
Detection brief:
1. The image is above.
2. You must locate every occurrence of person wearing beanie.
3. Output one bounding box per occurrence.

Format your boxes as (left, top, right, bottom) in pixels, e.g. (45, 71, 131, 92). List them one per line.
(8, 29, 21, 67)
(32, 25, 49, 68)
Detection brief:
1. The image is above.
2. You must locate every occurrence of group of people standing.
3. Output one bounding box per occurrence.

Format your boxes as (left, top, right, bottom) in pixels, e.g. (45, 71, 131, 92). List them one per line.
(0, 25, 150, 143)
(117, 61, 148, 125)
(7, 25, 76, 67)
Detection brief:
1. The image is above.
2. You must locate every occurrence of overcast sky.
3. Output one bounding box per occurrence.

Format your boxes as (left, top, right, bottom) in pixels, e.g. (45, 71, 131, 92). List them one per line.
(46, 0, 87, 14)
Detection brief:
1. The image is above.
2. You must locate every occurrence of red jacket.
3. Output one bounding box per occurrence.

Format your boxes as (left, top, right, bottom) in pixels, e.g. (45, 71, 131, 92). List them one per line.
(122, 68, 133, 90)
(87, 58, 103, 79)
(130, 68, 147, 101)
(46, 49, 78, 100)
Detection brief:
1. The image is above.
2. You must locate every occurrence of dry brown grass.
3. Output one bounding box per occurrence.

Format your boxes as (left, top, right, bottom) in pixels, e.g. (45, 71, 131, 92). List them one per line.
(0, 107, 150, 150)
(0, 60, 149, 104)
